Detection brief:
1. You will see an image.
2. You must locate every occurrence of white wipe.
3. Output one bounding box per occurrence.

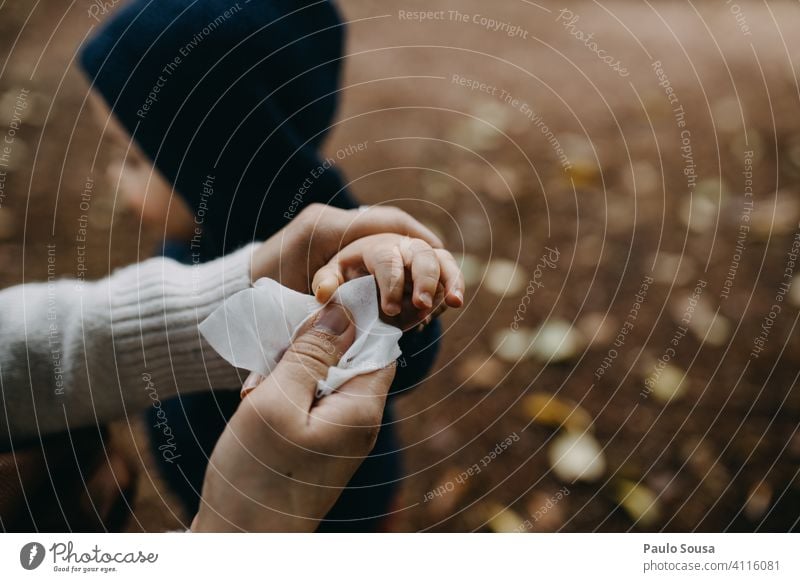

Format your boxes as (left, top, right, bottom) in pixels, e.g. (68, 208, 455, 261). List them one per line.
(199, 276, 403, 398)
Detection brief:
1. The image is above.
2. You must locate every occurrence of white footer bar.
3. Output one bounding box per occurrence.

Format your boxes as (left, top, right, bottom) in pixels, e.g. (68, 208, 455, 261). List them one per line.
(0, 533, 796, 581)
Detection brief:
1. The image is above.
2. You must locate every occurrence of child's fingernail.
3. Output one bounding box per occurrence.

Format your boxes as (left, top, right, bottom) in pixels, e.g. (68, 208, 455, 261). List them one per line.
(454, 290, 464, 303)
(316, 278, 330, 294)
(385, 302, 401, 316)
(419, 291, 433, 308)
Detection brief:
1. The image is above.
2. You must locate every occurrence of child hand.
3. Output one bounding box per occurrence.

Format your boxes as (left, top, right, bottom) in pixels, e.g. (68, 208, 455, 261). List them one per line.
(311, 234, 465, 330)
(250, 204, 444, 294)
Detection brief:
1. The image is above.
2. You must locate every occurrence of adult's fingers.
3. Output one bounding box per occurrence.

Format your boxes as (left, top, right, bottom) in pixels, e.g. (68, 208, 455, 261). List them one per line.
(303, 204, 443, 250)
(335, 366, 396, 401)
(255, 303, 355, 416)
(316, 366, 397, 429)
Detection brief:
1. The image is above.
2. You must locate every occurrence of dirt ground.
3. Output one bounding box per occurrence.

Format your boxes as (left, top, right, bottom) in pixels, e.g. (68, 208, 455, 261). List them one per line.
(1, 0, 799, 531)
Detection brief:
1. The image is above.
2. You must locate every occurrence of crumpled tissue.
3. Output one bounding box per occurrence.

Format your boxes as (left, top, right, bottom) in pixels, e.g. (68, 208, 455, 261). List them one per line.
(199, 276, 402, 398)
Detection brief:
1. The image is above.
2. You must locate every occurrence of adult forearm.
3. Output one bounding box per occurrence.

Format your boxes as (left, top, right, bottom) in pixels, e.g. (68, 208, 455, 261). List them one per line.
(0, 244, 255, 445)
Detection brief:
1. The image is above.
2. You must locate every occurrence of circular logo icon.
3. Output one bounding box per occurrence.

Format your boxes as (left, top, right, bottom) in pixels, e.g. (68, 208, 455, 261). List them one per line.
(19, 542, 45, 570)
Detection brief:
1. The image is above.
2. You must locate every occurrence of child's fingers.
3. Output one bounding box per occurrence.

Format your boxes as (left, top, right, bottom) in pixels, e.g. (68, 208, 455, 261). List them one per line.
(313, 240, 406, 312)
(406, 241, 440, 309)
(366, 245, 405, 316)
(436, 249, 466, 308)
(312, 263, 344, 303)
(312, 234, 462, 318)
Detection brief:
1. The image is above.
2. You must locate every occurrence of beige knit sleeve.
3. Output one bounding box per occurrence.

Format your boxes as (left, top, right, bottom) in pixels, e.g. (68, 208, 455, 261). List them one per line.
(0, 243, 257, 446)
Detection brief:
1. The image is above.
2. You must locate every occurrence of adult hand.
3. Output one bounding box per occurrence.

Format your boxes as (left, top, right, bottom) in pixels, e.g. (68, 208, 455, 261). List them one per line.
(249, 203, 443, 292)
(191, 303, 395, 532)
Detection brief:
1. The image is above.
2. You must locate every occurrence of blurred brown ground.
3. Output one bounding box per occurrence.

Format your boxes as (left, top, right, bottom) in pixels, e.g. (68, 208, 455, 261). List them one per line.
(0, 0, 799, 531)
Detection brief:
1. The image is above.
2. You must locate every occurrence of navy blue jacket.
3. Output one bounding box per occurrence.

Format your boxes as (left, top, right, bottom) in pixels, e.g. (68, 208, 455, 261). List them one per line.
(81, 0, 355, 259)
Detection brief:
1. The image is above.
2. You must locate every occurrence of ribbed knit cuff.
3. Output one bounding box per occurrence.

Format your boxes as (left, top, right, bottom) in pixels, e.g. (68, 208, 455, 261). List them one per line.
(110, 243, 257, 398)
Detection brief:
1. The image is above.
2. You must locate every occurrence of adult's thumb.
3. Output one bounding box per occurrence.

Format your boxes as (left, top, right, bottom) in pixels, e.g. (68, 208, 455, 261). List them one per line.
(267, 303, 356, 412)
